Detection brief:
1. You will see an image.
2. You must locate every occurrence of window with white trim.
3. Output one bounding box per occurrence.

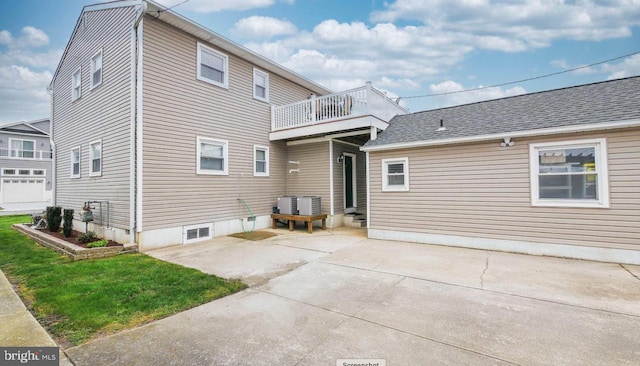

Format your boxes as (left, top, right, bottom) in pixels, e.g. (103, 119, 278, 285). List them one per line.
(19, 169, 30, 176)
(382, 157, 409, 192)
(254, 145, 269, 176)
(183, 223, 213, 244)
(197, 43, 228, 88)
(90, 140, 102, 176)
(197, 137, 228, 175)
(33, 170, 45, 176)
(72, 68, 82, 100)
(71, 147, 81, 178)
(253, 68, 269, 102)
(530, 139, 609, 208)
(90, 49, 102, 89)
(9, 138, 35, 159)
(2, 169, 16, 175)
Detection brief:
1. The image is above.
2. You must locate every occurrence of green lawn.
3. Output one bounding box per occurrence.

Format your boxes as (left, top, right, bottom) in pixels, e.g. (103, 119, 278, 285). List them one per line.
(0, 215, 246, 346)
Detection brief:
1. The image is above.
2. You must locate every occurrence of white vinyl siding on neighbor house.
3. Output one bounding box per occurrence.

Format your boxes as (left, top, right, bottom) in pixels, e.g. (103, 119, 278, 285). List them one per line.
(254, 145, 269, 176)
(530, 138, 609, 208)
(71, 147, 81, 178)
(382, 157, 409, 191)
(9, 138, 35, 159)
(253, 68, 269, 102)
(196, 43, 228, 88)
(197, 137, 228, 175)
(90, 49, 103, 89)
(90, 140, 102, 176)
(72, 68, 82, 100)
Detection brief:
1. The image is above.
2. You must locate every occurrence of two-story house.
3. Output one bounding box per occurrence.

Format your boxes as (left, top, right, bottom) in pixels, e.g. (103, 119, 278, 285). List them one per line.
(0, 118, 52, 207)
(49, 0, 405, 249)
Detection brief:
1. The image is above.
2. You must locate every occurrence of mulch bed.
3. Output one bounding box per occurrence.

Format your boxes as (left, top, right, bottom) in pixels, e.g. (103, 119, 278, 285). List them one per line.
(229, 231, 278, 241)
(37, 229, 122, 248)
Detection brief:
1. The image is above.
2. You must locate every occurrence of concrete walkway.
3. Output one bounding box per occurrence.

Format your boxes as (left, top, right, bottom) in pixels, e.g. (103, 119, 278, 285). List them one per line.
(0, 271, 72, 365)
(62, 228, 640, 365)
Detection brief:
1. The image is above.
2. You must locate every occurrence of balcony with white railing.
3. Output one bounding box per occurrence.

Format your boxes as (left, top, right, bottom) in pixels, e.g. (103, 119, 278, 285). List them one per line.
(270, 82, 407, 140)
(0, 148, 52, 160)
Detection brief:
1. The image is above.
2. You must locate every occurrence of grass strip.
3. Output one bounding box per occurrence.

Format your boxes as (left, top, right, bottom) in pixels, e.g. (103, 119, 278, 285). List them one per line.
(0, 215, 246, 346)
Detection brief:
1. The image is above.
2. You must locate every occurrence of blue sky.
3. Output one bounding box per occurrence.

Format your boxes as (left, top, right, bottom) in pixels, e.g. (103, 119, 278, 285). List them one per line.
(1, 0, 639, 124)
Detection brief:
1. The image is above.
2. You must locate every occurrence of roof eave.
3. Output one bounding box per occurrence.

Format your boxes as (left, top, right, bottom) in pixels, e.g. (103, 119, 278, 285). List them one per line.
(361, 119, 640, 152)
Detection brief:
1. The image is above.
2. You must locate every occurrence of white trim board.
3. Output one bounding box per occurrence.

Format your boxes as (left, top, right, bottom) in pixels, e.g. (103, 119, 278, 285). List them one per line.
(368, 229, 640, 265)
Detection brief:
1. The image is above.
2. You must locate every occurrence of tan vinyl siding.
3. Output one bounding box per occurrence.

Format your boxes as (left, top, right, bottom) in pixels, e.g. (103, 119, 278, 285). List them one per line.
(141, 18, 313, 230)
(286, 142, 331, 214)
(52, 6, 135, 229)
(369, 129, 640, 250)
(332, 141, 367, 213)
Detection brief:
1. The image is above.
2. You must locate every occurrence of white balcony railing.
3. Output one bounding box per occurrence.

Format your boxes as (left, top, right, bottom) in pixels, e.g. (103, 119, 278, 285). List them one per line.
(271, 83, 407, 132)
(0, 148, 52, 160)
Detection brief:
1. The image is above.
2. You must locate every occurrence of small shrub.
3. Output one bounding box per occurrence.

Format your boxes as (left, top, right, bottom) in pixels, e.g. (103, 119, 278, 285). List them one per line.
(46, 206, 62, 232)
(76, 231, 99, 244)
(87, 239, 108, 248)
(62, 209, 74, 237)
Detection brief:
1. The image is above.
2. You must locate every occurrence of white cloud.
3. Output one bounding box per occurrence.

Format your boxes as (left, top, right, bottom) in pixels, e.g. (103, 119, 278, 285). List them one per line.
(603, 54, 640, 80)
(428, 80, 527, 107)
(0, 26, 50, 48)
(157, 0, 276, 12)
(371, 0, 640, 52)
(0, 65, 51, 123)
(232, 16, 297, 39)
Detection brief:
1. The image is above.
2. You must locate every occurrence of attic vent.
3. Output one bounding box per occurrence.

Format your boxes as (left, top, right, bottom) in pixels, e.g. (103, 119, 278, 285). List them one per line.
(437, 119, 447, 131)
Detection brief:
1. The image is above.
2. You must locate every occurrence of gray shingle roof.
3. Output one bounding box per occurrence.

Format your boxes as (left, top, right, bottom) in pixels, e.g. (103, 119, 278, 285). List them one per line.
(364, 76, 640, 149)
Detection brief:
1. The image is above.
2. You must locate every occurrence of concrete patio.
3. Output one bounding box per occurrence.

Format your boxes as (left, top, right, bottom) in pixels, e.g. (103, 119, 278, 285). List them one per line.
(62, 227, 640, 365)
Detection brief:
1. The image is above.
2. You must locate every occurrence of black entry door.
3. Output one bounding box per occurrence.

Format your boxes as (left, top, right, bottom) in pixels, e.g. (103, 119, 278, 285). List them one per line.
(345, 155, 354, 209)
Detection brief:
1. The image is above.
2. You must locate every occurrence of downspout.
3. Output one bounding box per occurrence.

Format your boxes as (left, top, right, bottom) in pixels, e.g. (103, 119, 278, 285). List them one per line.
(130, 2, 147, 244)
(47, 85, 56, 206)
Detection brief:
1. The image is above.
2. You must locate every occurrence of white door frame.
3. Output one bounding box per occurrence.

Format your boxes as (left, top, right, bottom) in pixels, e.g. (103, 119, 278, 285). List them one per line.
(343, 152, 357, 213)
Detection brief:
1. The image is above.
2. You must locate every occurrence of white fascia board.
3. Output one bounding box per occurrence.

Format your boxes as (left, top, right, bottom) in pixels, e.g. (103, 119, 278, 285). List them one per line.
(144, 0, 330, 96)
(272, 116, 389, 141)
(361, 119, 640, 152)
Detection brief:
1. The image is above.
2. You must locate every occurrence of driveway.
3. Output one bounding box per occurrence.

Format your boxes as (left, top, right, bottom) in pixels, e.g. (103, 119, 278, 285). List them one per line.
(65, 228, 640, 365)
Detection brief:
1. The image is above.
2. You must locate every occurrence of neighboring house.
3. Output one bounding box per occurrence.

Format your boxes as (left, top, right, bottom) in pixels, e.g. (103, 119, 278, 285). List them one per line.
(49, 0, 405, 249)
(362, 76, 640, 265)
(0, 119, 52, 206)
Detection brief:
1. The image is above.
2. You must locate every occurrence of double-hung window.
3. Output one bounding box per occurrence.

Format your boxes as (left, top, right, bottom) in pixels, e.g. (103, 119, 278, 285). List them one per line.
(90, 49, 102, 89)
(197, 137, 228, 175)
(197, 43, 228, 88)
(71, 147, 81, 178)
(530, 139, 609, 208)
(10, 138, 35, 159)
(382, 157, 409, 191)
(253, 68, 269, 102)
(254, 145, 269, 176)
(90, 140, 102, 177)
(72, 68, 82, 100)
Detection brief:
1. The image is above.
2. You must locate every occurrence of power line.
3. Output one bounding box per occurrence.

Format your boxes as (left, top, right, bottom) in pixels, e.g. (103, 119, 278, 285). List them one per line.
(150, 0, 190, 18)
(401, 50, 640, 99)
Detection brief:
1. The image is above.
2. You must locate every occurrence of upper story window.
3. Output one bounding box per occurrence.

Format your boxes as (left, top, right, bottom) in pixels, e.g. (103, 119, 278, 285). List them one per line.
(254, 145, 269, 177)
(382, 157, 409, 192)
(90, 49, 103, 89)
(90, 140, 102, 177)
(9, 138, 35, 159)
(71, 147, 81, 178)
(530, 138, 609, 208)
(253, 68, 269, 102)
(197, 137, 228, 175)
(197, 43, 228, 89)
(72, 68, 82, 100)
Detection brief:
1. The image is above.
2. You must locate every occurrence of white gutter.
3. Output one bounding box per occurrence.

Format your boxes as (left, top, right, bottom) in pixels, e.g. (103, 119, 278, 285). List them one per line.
(131, 2, 146, 243)
(329, 140, 334, 216)
(361, 119, 640, 152)
(47, 86, 56, 206)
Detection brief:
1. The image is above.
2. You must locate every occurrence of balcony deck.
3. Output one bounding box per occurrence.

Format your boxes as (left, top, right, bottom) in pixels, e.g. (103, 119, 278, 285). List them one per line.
(270, 83, 407, 141)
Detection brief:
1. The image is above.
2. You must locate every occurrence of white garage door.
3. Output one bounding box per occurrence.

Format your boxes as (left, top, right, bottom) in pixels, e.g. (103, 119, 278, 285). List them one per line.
(2, 178, 45, 203)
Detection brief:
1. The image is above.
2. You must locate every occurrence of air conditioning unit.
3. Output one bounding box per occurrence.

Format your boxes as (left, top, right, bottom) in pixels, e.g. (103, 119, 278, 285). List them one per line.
(297, 196, 321, 216)
(277, 196, 298, 215)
